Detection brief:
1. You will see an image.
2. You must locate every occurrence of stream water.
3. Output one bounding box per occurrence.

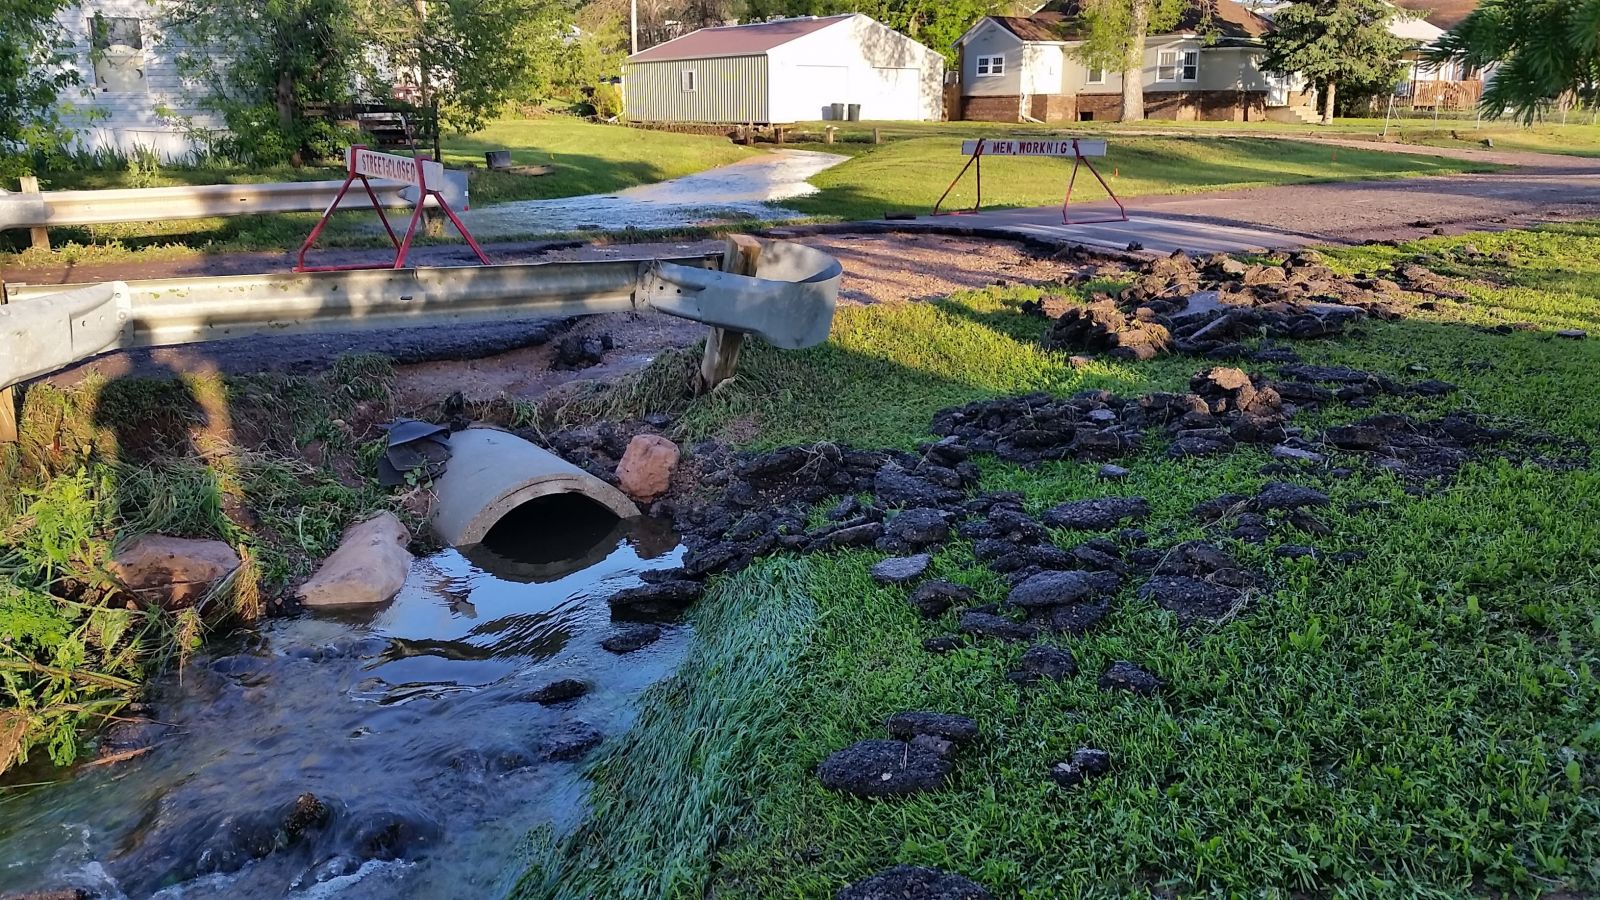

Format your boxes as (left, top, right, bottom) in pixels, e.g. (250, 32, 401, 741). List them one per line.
(0, 503, 685, 899)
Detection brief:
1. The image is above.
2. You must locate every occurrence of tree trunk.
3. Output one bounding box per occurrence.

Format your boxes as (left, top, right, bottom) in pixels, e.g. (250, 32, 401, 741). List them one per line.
(275, 70, 301, 167)
(1322, 80, 1336, 125)
(1122, 0, 1150, 122)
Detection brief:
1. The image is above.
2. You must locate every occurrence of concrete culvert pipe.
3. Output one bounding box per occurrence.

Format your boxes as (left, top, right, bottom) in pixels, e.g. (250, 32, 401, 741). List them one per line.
(430, 427, 639, 548)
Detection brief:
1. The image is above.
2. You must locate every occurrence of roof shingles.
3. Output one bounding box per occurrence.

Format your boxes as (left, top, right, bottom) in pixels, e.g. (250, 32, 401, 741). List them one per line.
(988, 0, 1271, 43)
(628, 14, 853, 62)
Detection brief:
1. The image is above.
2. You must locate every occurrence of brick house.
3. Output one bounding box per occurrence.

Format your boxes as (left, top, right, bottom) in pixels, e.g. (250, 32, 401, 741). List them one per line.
(953, 0, 1317, 123)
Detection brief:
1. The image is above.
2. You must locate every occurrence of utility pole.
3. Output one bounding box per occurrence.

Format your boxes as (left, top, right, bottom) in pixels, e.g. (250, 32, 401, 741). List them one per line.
(630, 0, 638, 54)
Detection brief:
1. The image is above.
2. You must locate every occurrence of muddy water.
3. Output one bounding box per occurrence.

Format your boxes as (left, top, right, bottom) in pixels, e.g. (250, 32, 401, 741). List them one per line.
(0, 512, 685, 899)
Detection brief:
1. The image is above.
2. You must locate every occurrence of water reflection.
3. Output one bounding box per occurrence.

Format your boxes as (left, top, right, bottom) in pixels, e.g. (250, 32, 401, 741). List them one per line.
(0, 512, 685, 899)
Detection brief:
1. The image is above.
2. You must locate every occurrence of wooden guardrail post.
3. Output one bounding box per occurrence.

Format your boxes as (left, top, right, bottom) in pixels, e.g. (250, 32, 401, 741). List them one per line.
(20, 176, 50, 251)
(698, 235, 761, 393)
(0, 280, 16, 443)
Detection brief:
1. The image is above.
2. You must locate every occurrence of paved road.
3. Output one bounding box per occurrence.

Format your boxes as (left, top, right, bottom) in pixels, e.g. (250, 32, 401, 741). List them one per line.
(889, 164, 1600, 255)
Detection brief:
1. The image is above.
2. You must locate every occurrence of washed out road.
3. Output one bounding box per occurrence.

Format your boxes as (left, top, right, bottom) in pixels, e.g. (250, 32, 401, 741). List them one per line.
(885, 149, 1600, 255)
(7, 143, 1598, 391)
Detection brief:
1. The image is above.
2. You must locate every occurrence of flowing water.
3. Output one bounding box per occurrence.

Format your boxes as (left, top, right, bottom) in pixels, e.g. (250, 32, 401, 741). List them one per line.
(0, 503, 685, 899)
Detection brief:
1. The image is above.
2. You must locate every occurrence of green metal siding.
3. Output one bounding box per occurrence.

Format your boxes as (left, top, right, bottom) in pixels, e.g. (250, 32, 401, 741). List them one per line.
(623, 56, 769, 124)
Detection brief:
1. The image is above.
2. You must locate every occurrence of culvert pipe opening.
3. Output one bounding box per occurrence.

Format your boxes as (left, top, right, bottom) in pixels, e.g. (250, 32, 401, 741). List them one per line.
(429, 427, 640, 551)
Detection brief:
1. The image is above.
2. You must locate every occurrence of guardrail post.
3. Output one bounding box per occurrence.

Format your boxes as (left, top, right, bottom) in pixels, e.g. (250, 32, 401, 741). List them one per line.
(698, 235, 761, 393)
(19, 177, 49, 251)
(0, 280, 15, 443)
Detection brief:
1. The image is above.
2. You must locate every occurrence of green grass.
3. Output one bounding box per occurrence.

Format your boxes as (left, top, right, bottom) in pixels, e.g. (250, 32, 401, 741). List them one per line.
(435, 117, 755, 203)
(526, 223, 1600, 897)
(789, 116, 1600, 158)
(0, 356, 406, 773)
(1, 117, 755, 262)
(784, 133, 1502, 221)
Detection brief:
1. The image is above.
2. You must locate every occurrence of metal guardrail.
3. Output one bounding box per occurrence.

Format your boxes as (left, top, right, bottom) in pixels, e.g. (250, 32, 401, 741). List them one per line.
(0, 239, 843, 391)
(0, 173, 470, 232)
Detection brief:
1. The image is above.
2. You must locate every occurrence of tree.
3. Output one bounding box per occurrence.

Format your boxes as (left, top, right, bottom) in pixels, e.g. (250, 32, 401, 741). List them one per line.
(1430, 0, 1600, 122)
(742, 0, 1001, 63)
(1070, 0, 1188, 122)
(164, 0, 370, 166)
(371, 0, 575, 153)
(0, 0, 83, 177)
(165, 0, 570, 166)
(1262, 0, 1411, 125)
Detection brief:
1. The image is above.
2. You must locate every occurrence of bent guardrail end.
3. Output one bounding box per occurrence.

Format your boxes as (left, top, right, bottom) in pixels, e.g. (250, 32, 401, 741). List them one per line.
(0, 281, 131, 391)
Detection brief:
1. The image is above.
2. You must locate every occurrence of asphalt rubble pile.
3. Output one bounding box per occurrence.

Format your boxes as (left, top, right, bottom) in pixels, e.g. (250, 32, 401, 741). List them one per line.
(1039, 249, 1462, 361)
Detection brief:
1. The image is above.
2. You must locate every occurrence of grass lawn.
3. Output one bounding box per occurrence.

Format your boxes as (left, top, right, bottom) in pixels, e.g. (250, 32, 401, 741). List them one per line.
(523, 224, 1600, 897)
(783, 132, 1501, 221)
(2, 118, 755, 262)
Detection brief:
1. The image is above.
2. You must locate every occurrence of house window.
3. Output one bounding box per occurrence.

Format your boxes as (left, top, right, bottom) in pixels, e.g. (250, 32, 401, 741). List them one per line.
(975, 55, 1004, 77)
(1157, 50, 1178, 82)
(1085, 67, 1105, 85)
(90, 14, 146, 93)
(681, 69, 698, 92)
(1157, 49, 1199, 82)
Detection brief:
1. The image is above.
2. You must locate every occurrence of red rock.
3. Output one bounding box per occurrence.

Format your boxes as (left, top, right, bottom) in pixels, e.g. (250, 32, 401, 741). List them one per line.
(616, 434, 680, 502)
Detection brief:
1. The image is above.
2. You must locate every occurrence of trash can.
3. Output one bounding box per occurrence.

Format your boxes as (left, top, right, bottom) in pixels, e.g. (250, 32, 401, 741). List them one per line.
(484, 150, 512, 170)
(846, 103, 861, 122)
(829, 102, 845, 120)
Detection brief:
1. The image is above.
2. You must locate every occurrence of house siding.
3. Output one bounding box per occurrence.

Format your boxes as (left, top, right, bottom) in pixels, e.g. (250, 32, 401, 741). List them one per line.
(623, 55, 770, 124)
(960, 21, 1023, 97)
(767, 15, 942, 122)
(53, 0, 225, 160)
(960, 24, 1290, 123)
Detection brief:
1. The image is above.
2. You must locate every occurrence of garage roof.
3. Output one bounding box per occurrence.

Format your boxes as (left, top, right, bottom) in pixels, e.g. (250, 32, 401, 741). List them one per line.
(629, 14, 854, 62)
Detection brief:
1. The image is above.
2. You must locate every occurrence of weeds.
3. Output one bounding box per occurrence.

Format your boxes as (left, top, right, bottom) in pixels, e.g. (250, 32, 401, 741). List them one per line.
(0, 358, 403, 772)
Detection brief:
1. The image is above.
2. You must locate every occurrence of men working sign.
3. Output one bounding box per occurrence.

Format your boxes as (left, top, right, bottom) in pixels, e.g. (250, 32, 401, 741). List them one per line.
(934, 137, 1126, 225)
(296, 146, 491, 272)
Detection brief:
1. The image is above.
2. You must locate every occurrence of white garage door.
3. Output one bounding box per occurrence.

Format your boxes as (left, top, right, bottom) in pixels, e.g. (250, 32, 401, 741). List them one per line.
(793, 64, 850, 120)
(867, 66, 922, 120)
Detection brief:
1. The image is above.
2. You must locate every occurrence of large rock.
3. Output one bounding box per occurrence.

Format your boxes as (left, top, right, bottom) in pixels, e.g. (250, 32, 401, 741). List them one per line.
(296, 513, 412, 608)
(110, 535, 241, 610)
(837, 865, 992, 900)
(616, 434, 680, 503)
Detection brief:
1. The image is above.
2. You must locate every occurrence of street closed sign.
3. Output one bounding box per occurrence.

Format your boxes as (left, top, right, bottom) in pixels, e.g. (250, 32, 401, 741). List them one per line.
(349, 148, 447, 188)
(960, 138, 1108, 158)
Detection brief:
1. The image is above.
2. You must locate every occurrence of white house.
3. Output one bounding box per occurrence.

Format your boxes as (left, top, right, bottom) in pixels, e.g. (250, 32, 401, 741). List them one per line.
(954, 0, 1315, 124)
(49, 0, 223, 160)
(622, 14, 945, 124)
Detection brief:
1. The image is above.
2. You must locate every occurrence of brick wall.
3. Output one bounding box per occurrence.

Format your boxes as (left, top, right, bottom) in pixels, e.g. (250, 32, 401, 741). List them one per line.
(1075, 94, 1123, 122)
(1145, 90, 1268, 122)
(1028, 94, 1076, 123)
(961, 95, 1022, 122)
